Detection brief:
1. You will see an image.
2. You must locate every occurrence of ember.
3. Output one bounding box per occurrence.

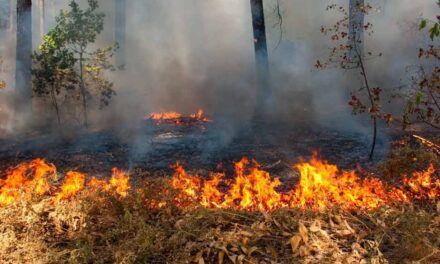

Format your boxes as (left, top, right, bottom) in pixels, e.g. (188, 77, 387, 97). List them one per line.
(1, 155, 437, 211)
(147, 109, 211, 125)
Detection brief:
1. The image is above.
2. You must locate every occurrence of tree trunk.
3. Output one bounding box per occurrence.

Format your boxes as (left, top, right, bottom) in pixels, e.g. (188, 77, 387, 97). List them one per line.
(0, 0, 10, 30)
(348, 0, 365, 62)
(16, 0, 33, 110)
(8, 0, 14, 32)
(250, 0, 270, 111)
(38, 0, 45, 39)
(79, 52, 89, 128)
(115, 0, 126, 67)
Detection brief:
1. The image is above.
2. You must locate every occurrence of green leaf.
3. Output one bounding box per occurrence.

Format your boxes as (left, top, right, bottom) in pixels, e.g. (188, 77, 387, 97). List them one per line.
(420, 19, 427, 30)
(415, 91, 423, 105)
(429, 23, 440, 40)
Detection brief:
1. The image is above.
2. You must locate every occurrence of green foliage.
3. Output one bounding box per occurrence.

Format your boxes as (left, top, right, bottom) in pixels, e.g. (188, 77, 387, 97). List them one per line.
(404, 2, 440, 130)
(32, 0, 118, 129)
(419, 1, 440, 40)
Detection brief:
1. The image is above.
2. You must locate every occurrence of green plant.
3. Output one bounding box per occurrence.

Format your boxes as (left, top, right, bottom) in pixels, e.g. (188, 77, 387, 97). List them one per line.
(317, 2, 390, 160)
(32, 27, 77, 129)
(403, 1, 440, 130)
(33, 0, 117, 129)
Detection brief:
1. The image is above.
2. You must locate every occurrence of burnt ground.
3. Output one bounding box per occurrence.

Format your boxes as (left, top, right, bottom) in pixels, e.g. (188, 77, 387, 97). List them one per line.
(0, 120, 393, 182)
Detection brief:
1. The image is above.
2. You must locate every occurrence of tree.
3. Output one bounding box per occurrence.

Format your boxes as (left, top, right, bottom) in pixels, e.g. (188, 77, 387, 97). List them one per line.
(32, 27, 77, 129)
(33, 0, 118, 129)
(250, 0, 270, 110)
(348, 0, 365, 62)
(115, 0, 126, 66)
(317, 3, 389, 160)
(16, 0, 33, 110)
(39, 0, 45, 39)
(56, 0, 108, 128)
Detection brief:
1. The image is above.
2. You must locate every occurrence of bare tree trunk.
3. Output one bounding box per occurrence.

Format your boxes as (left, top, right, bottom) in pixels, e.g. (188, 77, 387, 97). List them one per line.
(348, 0, 365, 62)
(8, 0, 14, 32)
(115, 0, 126, 67)
(16, 0, 32, 111)
(79, 51, 89, 128)
(38, 0, 45, 39)
(250, 0, 270, 112)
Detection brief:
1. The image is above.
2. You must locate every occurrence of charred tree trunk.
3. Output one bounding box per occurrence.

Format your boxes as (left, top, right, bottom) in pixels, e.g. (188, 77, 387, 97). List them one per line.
(16, 0, 32, 110)
(38, 0, 45, 39)
(348, 0, 365, 63)
(115, 0, 126, 67)
(250, 0, 270, 111)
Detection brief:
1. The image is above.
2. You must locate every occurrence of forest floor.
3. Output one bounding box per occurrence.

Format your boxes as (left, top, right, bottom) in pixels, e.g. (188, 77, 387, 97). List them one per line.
(0, 123, 439, 263)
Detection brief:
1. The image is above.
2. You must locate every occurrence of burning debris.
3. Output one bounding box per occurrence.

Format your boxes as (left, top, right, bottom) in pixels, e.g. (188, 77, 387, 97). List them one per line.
(146, 109, 211, 125)
(1, 154, 438, 210)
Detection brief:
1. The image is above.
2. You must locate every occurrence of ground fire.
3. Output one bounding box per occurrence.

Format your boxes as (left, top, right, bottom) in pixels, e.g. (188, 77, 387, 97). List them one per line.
(147, 109, 211, 125)
(1, 155, 437, 210)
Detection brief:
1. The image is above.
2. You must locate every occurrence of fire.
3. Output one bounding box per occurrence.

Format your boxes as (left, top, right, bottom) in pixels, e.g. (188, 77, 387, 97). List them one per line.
(149, 111, 181, 121)
(147, 109, 211, 125)
(0, 160, 130, 206)
(169, 155, 438, 211)
(404, 164, 439, 199)
(110, 168, 130, 197)
(56, 171, 86, 201)
(0, 155, 437, 211)
(0, 159, 55, 206)
(222, 158, 282, 211)
(289, 157, 397, 210)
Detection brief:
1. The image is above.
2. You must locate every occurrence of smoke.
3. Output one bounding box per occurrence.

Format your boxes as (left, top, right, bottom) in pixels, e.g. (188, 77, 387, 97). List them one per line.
(0, 0, 438, 150)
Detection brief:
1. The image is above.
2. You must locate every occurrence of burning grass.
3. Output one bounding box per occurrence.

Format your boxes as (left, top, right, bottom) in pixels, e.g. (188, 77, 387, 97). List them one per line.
(146, 109, 211, 126)
(0, 154, 439, 263)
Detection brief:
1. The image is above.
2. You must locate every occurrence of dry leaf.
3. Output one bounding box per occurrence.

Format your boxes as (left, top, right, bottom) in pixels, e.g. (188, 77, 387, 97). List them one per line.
(198, 256, 205, 264)
(309, 220, 321, 232)
(218, 251, 225, 264)
(298, 222, 308, 243)
(299, 246, 310, 257)
(290, 235, 302, 253)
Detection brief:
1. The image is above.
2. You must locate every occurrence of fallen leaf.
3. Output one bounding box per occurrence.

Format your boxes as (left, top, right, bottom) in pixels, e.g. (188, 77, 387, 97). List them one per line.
(290, 235, 302, 253)
(298, 222, 308, 243)
(299, 246, 310, 257)
(218, 251, 224, 264)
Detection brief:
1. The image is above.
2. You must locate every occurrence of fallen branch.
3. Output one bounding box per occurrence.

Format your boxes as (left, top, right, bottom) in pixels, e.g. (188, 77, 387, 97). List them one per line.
(412, 134, 440, 155)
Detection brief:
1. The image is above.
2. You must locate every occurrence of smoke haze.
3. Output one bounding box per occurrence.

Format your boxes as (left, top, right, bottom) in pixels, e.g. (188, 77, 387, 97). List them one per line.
(0, 0, 438, 140)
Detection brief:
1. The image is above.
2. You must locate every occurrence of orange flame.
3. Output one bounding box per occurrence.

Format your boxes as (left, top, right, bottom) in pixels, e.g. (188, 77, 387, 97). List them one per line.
(0, 159, 56, 206)
(0, 156, 437, 211)
(56, 171, 85, 201)
(88, 169, 130, 197)
(147, 109, 211, 125)
(403, 164, 439, 199)
(169, 156, 438, 211)
(149, 111, 182, 121)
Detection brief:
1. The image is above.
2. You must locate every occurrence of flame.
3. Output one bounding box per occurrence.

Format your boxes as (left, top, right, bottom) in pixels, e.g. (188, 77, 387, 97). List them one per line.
(169, 155, 438, 211)
(147, 109, 211, 125)
(0, 159, 56, 206)
(110, 168, 130, 197)
(222, 158, 282, 211)
(171, 162, 201, 199)
(149, 111, 182, 121)
(88, 169, 130, 197)
(56, 171, 85, 201)
(403, 164, 439, 199)
(0, 155, 437, 211)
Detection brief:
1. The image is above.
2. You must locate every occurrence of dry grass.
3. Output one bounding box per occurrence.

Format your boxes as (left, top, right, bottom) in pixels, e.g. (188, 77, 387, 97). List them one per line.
(1, 139, 439, 264)
(0, 177, 439, 264)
